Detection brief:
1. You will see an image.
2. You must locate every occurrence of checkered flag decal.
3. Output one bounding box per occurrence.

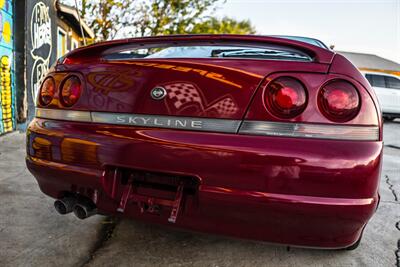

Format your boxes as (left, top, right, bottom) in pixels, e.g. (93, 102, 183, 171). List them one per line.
(206, 97, 238, 117)
(165, 83, 204, 109)
(164, 82, 238, 117)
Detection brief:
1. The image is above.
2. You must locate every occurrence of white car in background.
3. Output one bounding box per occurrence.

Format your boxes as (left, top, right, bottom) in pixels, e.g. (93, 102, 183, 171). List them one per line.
(363, 71, 400, 121)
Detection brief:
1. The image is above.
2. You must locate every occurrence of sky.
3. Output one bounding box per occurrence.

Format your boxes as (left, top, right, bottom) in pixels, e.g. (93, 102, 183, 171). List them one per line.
(64, 0, 400, 64)
(214, 0, 400, 63)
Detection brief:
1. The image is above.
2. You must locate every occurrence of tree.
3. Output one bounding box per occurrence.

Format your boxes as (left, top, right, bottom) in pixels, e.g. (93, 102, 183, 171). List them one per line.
(64, 0, 257, 40)
(130, 0, 220, 36)
(74, 0, 136, 41)
(191, 17, 256, 35)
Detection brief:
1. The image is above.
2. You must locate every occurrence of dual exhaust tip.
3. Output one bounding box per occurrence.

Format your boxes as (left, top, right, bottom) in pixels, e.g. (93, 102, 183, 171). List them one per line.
(54, 197, 97, 219)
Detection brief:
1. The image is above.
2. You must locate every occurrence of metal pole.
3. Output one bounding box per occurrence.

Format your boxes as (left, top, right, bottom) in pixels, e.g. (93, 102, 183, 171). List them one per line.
(74, 0, 87, 46)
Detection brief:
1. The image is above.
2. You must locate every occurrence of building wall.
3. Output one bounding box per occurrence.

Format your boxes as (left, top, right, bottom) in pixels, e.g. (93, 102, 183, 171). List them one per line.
(0, 0, 89, 135)
(14, 0, 26, 124)
(26, 0, 57, 122)
(56, 17, 82, 60)
(26, 0, 85, 122)
(0, 0, 14, 135)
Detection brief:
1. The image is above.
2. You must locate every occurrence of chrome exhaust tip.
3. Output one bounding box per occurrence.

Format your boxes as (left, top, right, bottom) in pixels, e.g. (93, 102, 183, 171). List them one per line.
(54, 197, 77, 215)
(73, 202, 97, 220)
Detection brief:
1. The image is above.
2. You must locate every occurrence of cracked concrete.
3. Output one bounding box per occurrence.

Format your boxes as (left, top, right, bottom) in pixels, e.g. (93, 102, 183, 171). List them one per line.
(80, 217, 120, 267)
(383, 161, 400, 267)
(382, 122, 400, 267)
(396, 221, 400, 267)
(0, 133, 104, 267)
(385, 174, 399, 202)
(1, 120, 400, 267)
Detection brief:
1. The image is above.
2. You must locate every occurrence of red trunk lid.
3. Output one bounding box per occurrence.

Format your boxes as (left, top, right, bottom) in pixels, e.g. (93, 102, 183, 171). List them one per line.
(55, 35, 334, 119)
(64, 59, 329, 119)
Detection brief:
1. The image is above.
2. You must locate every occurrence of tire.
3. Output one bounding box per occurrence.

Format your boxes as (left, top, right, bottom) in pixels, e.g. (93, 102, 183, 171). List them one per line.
(341, 227, 365, 251)
(344, 235, 362, 250)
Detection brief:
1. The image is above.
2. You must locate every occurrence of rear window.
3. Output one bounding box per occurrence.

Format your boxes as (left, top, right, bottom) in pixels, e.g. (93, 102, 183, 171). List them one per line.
(271, 36, 328, 49)
(104, 44, 313, 62)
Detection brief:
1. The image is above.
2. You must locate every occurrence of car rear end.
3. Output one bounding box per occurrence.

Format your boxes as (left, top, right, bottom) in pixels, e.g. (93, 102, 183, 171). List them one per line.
(26, 35, 382, 249)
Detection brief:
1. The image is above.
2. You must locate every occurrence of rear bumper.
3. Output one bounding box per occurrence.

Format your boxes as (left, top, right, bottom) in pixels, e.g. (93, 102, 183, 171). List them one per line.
(26, 118, 382, 248)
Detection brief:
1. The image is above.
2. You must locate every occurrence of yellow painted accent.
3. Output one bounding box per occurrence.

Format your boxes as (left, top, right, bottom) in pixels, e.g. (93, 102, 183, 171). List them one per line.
(1, 55, 13, 133)
(1, 56, 9, 66)
(359, 68, 400, 77)
(111, 60, 255, 89)
(2, 21, 11, 44)
(164, 59, 264, 79)
(0, 0, 5, 9)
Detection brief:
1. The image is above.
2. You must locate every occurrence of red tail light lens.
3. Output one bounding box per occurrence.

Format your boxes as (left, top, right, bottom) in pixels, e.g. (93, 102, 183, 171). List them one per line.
(318, 80, 360, 122)
(60, 76, 82, 107)
(265, 77, 307, 118)
(39, 77, 55, 106)
(61, 57, 74, 65)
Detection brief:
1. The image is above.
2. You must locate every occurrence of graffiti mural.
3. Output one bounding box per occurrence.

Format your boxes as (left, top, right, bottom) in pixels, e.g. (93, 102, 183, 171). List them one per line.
(0, 0, 14, 135)
(30, 1, 52, 105)
(26, 0, 56, 120)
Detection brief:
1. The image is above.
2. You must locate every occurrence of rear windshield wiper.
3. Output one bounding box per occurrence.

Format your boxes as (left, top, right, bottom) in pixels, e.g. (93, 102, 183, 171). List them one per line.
(214, 49, 312, 61)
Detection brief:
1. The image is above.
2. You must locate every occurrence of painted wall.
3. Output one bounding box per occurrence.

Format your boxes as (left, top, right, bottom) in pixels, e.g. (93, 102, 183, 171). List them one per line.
(0, 0, 89, 133)
(26, 0, 56, 121)
(26, 0, 85, 121)
(0, 0, 14, 135)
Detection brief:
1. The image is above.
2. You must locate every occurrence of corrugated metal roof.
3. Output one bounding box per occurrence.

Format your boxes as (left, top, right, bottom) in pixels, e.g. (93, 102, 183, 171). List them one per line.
(338, 51, 400, 72)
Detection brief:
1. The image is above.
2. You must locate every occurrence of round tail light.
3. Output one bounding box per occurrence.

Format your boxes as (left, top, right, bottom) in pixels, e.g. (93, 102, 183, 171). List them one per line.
(265, 77, 307, 118)
(60, 76, 82, 107)
(318, 80, 360, 122)
(39, 77, 55, 106)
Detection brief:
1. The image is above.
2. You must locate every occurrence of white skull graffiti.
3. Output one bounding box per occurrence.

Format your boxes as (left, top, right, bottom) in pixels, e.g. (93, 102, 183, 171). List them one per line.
(30, 2, 52, 105)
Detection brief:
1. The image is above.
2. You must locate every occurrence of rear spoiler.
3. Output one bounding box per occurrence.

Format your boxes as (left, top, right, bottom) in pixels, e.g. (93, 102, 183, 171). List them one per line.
(61, 34, 335, 65)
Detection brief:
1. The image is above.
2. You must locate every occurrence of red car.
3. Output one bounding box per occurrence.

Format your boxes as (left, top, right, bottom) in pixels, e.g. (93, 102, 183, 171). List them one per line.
(26, 35, 382, 250)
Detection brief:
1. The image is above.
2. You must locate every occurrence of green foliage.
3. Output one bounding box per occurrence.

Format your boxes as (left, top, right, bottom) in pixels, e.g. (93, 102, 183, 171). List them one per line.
(79, 0, 136, 41)
(191, 17, 256, 35)
(131, 0, 220, 36)
(65, 0, 257, 41)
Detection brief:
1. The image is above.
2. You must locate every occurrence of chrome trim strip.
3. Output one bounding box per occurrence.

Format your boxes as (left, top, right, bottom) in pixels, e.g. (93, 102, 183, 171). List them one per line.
(239, 121, 379, 141)
(91, 112, 241, 133)
(36, 108, 92, 122)
(35, 108, 380, 140)
(34, 108, 240, 133)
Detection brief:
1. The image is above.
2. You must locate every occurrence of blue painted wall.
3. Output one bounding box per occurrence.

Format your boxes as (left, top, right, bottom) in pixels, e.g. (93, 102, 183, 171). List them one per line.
(0, 0, 14, 134)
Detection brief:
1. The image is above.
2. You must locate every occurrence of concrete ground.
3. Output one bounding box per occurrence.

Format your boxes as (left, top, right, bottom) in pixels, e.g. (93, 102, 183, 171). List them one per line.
(0, 122, 399, 267)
